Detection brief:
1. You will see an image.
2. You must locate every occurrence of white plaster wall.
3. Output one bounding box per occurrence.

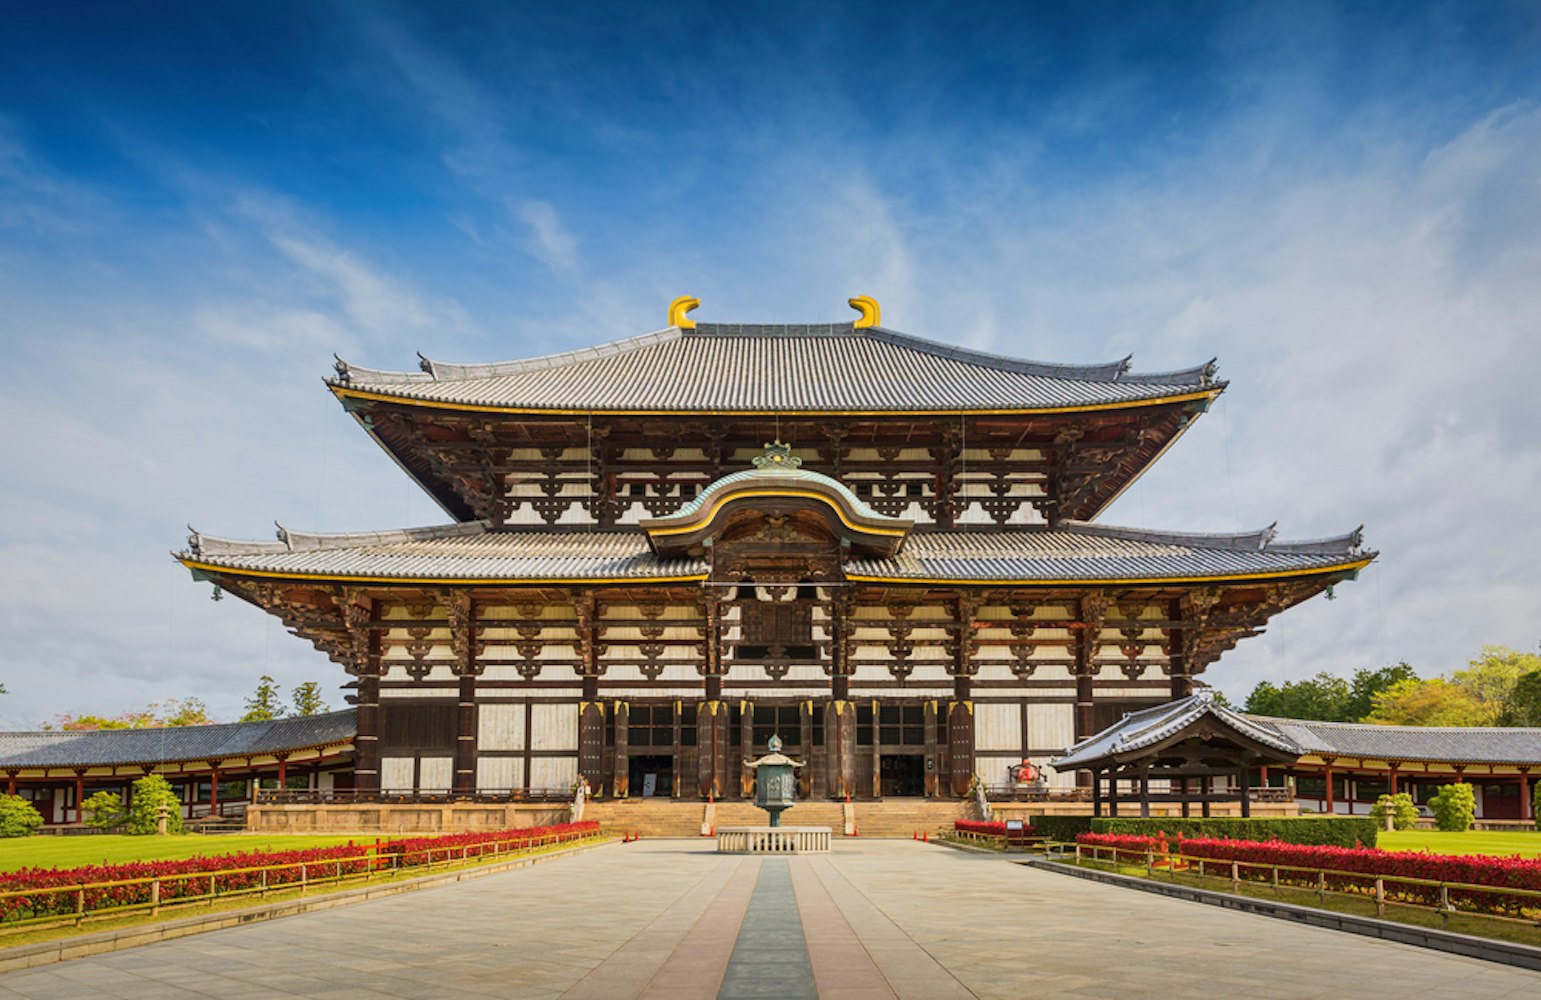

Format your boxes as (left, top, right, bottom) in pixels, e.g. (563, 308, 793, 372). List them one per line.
(530, 704, 579, 751)
(1027, 703, 1075, 752)
(529, 757, 578, 790)
(380, 757, 414, 793)
(476, 757, 523, 791)
(478, 704, 526, 750)
(418, 757, 453, 793)
(975, 703, 1022, 752)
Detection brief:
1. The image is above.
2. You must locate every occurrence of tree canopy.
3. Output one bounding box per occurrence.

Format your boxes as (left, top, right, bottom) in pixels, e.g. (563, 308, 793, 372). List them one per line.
(241, 675, 284, 723)
(1243, 664, 1415, 722)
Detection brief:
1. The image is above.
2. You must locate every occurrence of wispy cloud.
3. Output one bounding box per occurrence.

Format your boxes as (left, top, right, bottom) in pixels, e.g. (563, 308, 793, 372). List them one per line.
(512, 199, 579, 274)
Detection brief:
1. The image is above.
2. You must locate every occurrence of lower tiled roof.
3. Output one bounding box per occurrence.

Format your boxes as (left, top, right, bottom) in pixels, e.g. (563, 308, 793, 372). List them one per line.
(0, 711, 357, 768)
(1053, 695, 1299, 769)
(1246, 716, 1541, 766)
(181, 522, 1367, 584)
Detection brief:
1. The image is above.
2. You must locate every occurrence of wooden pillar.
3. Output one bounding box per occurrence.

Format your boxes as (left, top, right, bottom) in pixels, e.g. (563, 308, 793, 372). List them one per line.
(1091, 768, 1102, 817)
(740, 700, 756, 798)
(1324, 759, 1335, 814)
(923, 700, 940, 798)
(798, 701, 813, 798)
(276, 757, 288, 791)
(1108, 774, 1119, 817)
(830, 591, 850, 702)
(698, 699, 730, 799)
(1388, 762, 1399, 796)
(453, 675, 477, 795)
(612, 700, 630, 798)
(1180, 777, 1190, 818)
(5, 772, 15, 796)
(1200, 775, 1211, 818)
(449, 593, 480, 796)
(208, 764, 220, 816)
(73, 772, 85, 824)
(871, 698, 882, 799)
(1238, 761, 1252, 818)
(672, 700, 683, 799)
(825, 700, 855, 800)
(1138, 767, 1151, 819)
(1072, 593, 1107, 788)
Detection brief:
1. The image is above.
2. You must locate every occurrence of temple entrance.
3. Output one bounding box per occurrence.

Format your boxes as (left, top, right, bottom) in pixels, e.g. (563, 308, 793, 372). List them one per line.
(629, 755, 673, 797)
(879, 753, 925, 797)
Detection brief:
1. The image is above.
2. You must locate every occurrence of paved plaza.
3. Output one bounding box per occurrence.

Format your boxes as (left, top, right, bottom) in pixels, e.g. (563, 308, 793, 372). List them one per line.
(3, 840, 1539, 999)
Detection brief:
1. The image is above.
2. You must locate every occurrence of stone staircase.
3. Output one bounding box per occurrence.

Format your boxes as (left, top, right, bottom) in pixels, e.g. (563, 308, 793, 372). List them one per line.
(583, 798, 969, 839)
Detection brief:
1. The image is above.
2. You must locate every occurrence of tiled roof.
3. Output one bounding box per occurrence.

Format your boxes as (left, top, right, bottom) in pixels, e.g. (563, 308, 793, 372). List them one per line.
(331, 323, 1220, 413)
(181, 521, 1366, 583)
(847, 522, 1370, 581)
(1054, 694, 1300, 769)
(0, 711, 357, 768)
(663, 465, 894, 524)
(1246, 716, 1541, 766)
(183, 523, 709, 581)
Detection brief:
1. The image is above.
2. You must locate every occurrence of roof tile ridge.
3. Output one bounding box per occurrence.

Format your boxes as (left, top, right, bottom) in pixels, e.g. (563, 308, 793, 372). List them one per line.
(1264, 526, 1370, 558)
(864, 326, 1136, 381)
(1250, 715, 1541, 735)
(273, 520, 490, 551)
(1119, 358, 1222, 386)
(331, 327, 682, 386)
(692, 321, 856, 337)
(1063, 520, 1277, 551)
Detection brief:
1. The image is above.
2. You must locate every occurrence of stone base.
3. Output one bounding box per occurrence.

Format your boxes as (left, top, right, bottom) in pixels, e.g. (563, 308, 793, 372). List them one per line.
(248, 803, 570, 834)
(716, 826, 831, 854)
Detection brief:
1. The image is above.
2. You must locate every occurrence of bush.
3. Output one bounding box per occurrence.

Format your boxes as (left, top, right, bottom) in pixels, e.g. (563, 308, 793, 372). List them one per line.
(1074, 832, 1541, 918)
(1428, 783, 1476, 832)
(1370, 793, 1419, 831)
(1030, 815, 1094, 842)
(1089, 816, 1378, 848)
(82, 791, 127, 830)
(0, 795, 43, 838)
(126, 774, 183, 835)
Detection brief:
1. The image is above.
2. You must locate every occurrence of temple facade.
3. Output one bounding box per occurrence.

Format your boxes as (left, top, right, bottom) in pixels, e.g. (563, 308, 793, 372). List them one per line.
(178, 297, 1375, 802)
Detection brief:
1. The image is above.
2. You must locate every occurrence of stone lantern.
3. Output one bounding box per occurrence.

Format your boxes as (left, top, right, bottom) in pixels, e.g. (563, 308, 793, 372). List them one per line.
(747, 734, 803, 828)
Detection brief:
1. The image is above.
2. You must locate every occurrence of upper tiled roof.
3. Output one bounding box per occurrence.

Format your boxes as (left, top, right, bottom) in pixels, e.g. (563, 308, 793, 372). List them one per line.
(180, 521, 1367, 584)
(0, 711, 357, 768)
(331, 323, 1221, 413)
(1246, 716, 1541, 766)
(1053, 694, 1300, 769)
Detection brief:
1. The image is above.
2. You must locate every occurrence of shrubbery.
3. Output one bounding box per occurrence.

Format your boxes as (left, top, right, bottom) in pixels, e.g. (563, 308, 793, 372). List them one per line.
(1088, 816, 1377, 848)
(126, 774, 182, 835)
(1428, 783, 1476, 832)
(81, 791, 127, 830)
(1370, 793, 1420, 831)
(0, 795, 43, 839)
(1029, 815, 1094, 842)
(1075, 831, 1541, 917)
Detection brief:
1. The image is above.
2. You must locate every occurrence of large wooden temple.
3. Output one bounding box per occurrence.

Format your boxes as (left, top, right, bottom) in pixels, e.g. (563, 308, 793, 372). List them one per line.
(178, 296, 1375, 803)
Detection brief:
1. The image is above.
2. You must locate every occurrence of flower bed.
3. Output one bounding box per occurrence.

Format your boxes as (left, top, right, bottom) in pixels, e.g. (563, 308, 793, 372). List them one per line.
(954, 820, 1036, 841)
(0, 820, 599, 923)
(1074, 832, 1541, 917)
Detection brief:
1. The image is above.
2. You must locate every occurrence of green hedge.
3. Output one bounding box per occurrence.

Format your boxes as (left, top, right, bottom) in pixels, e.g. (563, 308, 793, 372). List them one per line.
(1087, 816, 1377, 848)
(1029, 815, 1095, 842)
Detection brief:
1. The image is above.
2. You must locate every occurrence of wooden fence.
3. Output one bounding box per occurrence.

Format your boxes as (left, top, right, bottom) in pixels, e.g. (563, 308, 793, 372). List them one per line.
(0, 828, 603, 936)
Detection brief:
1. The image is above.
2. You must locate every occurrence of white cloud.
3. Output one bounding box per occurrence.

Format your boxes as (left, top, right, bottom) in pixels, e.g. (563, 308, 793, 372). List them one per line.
(512, 199, 579, 274)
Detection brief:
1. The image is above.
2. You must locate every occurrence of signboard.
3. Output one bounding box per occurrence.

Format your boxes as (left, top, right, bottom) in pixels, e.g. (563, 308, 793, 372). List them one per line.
(1005, 820, 1024, 832)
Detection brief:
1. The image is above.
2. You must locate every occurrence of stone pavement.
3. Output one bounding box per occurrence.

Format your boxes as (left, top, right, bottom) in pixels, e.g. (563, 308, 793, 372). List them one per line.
(3, 839, 1539, 999)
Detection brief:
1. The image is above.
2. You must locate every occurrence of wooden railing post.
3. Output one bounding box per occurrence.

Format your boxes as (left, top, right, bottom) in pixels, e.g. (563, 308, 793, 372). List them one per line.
(151, 879, 161, 916)
(1374, 878, 1385, 918)
(1230, 861, 1239, 893)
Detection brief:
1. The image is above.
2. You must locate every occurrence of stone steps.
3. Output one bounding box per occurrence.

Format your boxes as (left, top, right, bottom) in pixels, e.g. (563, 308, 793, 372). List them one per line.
(584, 798, 970, 839)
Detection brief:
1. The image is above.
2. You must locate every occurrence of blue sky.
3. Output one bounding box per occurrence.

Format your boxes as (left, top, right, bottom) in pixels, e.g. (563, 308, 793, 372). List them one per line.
(2, 2, 1539, 726)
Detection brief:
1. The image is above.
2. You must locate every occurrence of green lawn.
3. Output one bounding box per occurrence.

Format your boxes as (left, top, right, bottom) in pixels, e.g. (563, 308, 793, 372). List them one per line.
(0, 834, 368, 872)
(1378, 829, 1541, 858)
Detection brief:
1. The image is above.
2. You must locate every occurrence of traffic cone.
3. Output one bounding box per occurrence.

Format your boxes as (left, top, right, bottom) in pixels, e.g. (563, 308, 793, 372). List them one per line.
(923, 831, 929, 843)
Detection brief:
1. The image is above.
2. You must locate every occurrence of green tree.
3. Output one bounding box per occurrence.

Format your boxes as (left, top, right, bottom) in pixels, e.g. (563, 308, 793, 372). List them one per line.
(1370, 792, 1419, 831)
(241, 675, 283, 723)
(1345, 663, 1419, 722)
(1427, 783, 1476, 832)
(156, 698, 214, 727)
(1505, 670, 1541, 727)
(1366, 677, 1490, 726)
(81, 790, 127, 829)
(126, 774, 183, 835)
(0, 795, 43, 838)
(50, 698, 215, 731)
(290, 681, 329, 717)
(1244, 673, 1353, 721)
(1453, 645, 1541, 724)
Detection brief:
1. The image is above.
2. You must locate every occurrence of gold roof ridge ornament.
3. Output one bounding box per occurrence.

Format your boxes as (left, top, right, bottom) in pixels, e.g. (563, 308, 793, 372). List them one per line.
(668, 295, 700, 329)
(848, 294, 881, 328)
(752, 440, 802, 469)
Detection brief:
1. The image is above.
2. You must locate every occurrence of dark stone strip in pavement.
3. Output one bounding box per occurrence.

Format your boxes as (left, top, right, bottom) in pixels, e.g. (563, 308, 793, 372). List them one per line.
(805, 857, 975, 1000)
(787, 857, 897, 1000)
(717, 859, 816, 1000)
(637, 857, 762, 1000)
(561, 856, 749, 1000)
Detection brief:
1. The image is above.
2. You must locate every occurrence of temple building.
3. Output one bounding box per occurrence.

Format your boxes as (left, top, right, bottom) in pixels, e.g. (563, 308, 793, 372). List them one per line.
(176, 296, 1376, 804)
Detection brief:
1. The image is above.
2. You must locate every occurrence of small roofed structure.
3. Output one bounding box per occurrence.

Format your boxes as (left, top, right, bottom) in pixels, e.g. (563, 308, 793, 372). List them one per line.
(1052, 694, 1301, 818)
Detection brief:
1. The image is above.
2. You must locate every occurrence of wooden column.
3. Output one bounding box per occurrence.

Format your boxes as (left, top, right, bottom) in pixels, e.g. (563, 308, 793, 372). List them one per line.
(5, 772, 15, 796)
(1091, 768, 1102, 817)
(275, 756, 288, 793)
(613, 700, 630, 798)
(1238, 760, 1252, 818)
(923, 700, 940, 798)
(698, 699, 729, 799)
(208, 764, 220, 816)
(1138, 766, 1151, 818)
(345, 593, 382, 795)
(576, 592, 605, 792)
(1108, 774, 1119, 817)
(73, 772, 85, 824)
(1324, 759, 1335, 814)
(798, 701, 814, 798)
(1072, 593, 1108, 787)
(1387, 762, 1399, 796)
(449, 593, 480, 796)
(825, 700, 855, 799)
(1200, 775, 1210, 818)
(740, 700, 755, 799)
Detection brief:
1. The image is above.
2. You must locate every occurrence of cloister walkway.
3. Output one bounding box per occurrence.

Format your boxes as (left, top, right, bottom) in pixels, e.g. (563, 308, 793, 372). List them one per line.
(2, 840, 1538, 999)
